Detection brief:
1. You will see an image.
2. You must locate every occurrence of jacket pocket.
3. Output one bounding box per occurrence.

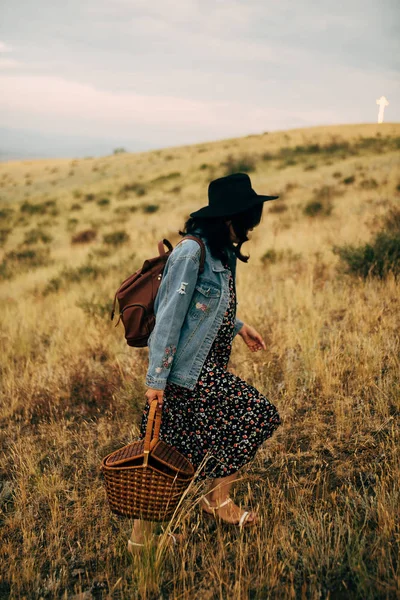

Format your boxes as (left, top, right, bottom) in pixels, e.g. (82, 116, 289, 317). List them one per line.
(188, 280, 220, 320)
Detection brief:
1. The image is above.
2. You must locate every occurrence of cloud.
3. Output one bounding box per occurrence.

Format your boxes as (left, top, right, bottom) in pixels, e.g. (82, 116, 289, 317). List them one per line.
(0, 73, 339, 145)
(0, 75, 214, 124)
(0, 41, 13, 53)
(0, 59, 21, 69)
(1, 0, 399, 154)
(0, 42, 20, 68)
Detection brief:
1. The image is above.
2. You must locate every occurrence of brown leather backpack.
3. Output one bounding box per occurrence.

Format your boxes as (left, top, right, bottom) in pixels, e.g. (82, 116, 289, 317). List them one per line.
(110, 236, 206, 347)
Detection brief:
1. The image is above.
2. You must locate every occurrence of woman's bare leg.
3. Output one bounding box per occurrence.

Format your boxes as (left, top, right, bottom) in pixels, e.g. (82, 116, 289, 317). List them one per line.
(129, 518, 155, 547)
(129, 470, 257, 547)
(204, 471, 239, 503)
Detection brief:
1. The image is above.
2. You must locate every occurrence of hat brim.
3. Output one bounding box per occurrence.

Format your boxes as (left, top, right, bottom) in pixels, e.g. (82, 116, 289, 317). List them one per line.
(190, 194, 279, 219)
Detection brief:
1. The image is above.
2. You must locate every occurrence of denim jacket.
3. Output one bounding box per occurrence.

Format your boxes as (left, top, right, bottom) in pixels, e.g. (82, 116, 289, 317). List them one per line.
(145, 228, 244, 391)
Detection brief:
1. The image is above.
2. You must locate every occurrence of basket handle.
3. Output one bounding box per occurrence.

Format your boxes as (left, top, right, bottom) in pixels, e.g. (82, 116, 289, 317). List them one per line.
(143, 399, 162, 466)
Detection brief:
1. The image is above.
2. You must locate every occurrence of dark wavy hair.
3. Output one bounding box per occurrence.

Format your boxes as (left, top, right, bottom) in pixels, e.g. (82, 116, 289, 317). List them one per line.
(178, 203, 263, 264)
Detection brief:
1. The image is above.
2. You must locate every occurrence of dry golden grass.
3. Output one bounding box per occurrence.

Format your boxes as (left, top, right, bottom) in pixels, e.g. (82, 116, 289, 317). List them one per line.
(0, 123, 399, 599)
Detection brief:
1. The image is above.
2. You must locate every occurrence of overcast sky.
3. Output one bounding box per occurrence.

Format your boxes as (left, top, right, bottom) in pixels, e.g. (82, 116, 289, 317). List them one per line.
(1, 0, 399, 157)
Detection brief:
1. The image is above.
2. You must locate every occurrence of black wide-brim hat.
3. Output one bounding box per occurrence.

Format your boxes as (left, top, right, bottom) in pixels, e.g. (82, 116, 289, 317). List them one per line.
(190, 172, 279, 219)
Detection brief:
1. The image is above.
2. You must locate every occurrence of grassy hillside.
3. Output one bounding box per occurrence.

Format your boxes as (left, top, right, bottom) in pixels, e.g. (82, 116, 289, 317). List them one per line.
(0, 123, 399, 599)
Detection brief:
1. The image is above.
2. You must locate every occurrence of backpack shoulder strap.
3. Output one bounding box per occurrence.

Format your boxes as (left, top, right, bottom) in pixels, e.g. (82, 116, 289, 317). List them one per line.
(175, 235, 206, 273)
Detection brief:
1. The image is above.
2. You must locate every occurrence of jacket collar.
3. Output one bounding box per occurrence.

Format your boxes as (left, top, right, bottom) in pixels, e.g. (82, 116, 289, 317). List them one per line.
(191, 227, 233, 273)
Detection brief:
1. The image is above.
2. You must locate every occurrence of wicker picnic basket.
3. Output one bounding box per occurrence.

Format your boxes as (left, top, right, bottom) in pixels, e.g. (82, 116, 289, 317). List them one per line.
(101, 399, 195, 521)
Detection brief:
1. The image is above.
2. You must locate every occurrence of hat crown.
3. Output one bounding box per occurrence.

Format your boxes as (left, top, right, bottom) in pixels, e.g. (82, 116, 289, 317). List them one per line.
(208, 173, 253, 205)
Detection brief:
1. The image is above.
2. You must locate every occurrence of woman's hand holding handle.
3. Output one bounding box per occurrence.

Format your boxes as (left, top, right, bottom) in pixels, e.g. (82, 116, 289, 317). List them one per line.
(145, 387, 164, 409)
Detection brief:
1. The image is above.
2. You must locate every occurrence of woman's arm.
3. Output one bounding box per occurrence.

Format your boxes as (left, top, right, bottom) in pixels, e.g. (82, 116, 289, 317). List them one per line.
(234, 317, 244, 336)
(145, 240, 201, 391)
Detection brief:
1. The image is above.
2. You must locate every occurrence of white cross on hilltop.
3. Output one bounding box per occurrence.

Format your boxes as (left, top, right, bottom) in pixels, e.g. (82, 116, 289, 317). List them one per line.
(376, 96, 389, 123)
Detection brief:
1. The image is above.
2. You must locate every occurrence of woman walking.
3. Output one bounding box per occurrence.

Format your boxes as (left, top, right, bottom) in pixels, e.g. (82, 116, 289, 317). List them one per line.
(129, 173, 282, 551)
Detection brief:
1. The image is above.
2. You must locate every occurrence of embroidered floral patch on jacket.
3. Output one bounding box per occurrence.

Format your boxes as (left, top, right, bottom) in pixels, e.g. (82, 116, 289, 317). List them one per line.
(196, 302, 208, 312)
(155, 345, 177, 373)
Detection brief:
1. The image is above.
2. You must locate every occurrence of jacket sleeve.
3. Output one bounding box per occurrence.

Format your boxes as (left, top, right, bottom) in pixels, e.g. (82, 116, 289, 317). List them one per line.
(234, 317, 244, 336)
(145, 240, 201, 390)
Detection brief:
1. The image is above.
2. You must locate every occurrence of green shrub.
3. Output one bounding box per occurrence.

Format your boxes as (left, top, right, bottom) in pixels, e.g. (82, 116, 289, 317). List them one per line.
(383, 206, 400, 234)
(333, 208, 400, 279)
(0, 207, 14, 220)
(20, 200, 58, 216)
(262, 152, 274, 161)
(277, 141, 353, 162)
(303, 201, 332, 217)
(323, 141, 353, 155)
(70, 203, 82, 211)
(24, 228, 53, 245)
(281, 144, 321, 158)
(84, 193, 96, 202)
(61, 263, 105, 283)
(118, 183, 147, 197)
(76, 297, 110, 319)
(7, 247, 50, 266)
(343, 175, 355, 185)
(0, 247, 52, 279)
(199, 164, 208, 170)
(38, 219, 57, 227)
(103, 231, 130, 245)
(268, 202, 288, 214)
(114, 205, 138, 214)
(303, 185, 339, 217)
(42, 262, 106, 295)
(261, 248, 301, 264)
(43, 277, 62, 295)
(0, 262, 10, 280)
(0, 228, 11, 246)
(142, 204, 159, 214)
(151, 172, 181, 184)
(261, 249, 280, 263)
(355, 136, 400, 153)
(67, 218, 79, 231)
(20, 201, 47, 215)
(333, 233, 400, 279)
(304, 201, 323, 217)
(221, 154, 256, 176)
(359, 178, 378, 190)
(97, 198, 110, 207)
(282, 159, 297, 168)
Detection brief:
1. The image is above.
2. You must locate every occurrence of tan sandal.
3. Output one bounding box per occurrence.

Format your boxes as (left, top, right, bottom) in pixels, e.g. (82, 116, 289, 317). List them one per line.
(201, 496, 257, 530)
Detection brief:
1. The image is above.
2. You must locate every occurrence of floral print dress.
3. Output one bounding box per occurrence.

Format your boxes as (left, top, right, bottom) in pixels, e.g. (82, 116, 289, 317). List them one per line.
(139, 259, 282, 481)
